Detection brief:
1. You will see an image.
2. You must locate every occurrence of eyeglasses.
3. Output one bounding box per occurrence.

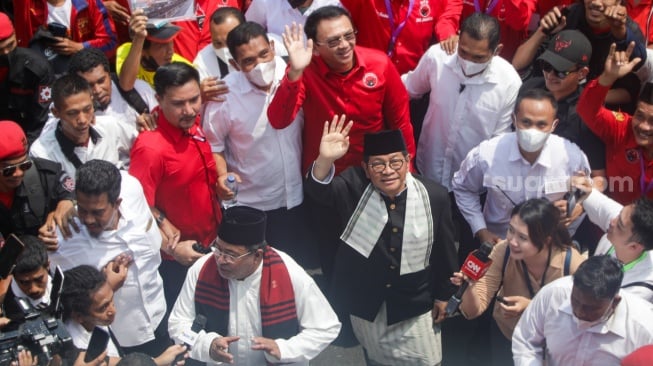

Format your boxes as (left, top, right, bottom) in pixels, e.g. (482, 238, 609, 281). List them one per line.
(540, 61, 578, 79)
(212, 245, 254, 263)
(367, 158, 405, 173)
(2, 160, 33, 177)
(315, 30, 357, 48)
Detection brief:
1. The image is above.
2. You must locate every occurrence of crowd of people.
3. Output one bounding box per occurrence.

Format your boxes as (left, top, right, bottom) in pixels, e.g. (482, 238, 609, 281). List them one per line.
(1, 0, 653, 365)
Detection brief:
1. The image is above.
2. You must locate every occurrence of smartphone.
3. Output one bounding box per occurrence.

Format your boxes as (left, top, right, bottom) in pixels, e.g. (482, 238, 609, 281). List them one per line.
(496, 295, 510, 305)
(0, 234, 25, 279)
(49, 266, 64, 316)
(565, 188, 582, 218)
(47, 22, 68, 38)
(84, 327, 110, 362)
(192, 242, 212, 254)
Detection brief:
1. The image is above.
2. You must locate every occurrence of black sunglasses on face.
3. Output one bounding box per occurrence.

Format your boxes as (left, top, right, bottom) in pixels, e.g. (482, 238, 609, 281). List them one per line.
(540, 61, 578, 79)
(2, 160, 33, 177)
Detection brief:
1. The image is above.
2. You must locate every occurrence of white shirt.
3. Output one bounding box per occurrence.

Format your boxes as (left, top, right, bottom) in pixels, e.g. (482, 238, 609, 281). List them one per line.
(30, 115, 136, 177)
(168, 251, 341, 366)
(583, 189, 653, 303)
(203, 56, 304, 211)
(49, 172, 166, 347)
(452, 133, 590, 237)
(512, 276, 653, 366)
(245, 0, 342, 36)
(47, 0, 72, 28)
(97, 80, 158, 134)
(64, 321, 121, 358)
(402, 45, 521, 191)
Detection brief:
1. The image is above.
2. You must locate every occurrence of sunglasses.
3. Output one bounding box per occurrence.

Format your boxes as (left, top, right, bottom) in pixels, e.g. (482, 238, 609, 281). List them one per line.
(2, 160, 33, 177)
(540, 61, 578, 79)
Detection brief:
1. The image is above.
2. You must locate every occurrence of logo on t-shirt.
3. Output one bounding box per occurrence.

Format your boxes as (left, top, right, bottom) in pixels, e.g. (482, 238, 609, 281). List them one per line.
(612, 111, 626, 122)
(419, 0, 431, 17)
(363, 72, 378, 88)
(626, 148, 641, 163)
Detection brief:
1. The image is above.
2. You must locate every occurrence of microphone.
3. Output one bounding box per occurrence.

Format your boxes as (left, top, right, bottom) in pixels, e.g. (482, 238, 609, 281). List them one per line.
(445, 242, 494, 316)
(174, 314, 207, 363)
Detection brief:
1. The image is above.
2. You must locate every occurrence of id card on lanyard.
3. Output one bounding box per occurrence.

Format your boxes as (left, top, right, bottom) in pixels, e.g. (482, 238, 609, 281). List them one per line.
(384, 0, 416, 57)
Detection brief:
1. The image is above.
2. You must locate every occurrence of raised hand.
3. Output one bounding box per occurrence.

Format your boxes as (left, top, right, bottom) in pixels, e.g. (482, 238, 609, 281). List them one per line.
(129, 8, 148, 40)
(282, 22, 314, 81)
(539, 6, 567, 35)
(600, 42, 642, 85)
(319, 115, 354, 162)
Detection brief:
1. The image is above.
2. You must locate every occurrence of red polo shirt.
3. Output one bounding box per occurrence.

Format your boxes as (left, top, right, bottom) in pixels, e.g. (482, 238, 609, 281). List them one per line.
(577, 79, 653, 205)
(461, 0, 536, 62)
(626, 0, 653, 44)
(267, 46, 416, 174)
(341, 0, 462, 74)
(172, 0, 242, 61)
(129, 108, 221, 247)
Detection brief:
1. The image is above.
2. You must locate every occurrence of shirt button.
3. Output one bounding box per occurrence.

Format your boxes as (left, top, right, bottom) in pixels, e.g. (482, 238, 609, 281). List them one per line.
(392, 227, 398, 233)
(390, 265, 396, 270)
(390, 247, 396, 252)
(389, 203, 396, 210)
(386, 284, 392, 288)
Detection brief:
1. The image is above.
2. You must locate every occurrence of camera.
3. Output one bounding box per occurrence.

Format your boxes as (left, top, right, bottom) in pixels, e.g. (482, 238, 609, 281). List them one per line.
(0, 298, 73, 365)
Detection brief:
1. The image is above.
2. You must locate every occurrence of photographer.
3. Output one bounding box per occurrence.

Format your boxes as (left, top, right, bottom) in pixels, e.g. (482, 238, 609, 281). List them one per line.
(2, 235, 52, 327)
(61, 265, 185, 366)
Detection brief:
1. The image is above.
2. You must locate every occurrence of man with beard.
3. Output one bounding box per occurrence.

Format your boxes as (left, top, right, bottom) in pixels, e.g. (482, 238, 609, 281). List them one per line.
(0, 12, 54, 143)
(129, 62, 222, 310)
(69, 48, 158, 133)
(49, 160, 172, 356)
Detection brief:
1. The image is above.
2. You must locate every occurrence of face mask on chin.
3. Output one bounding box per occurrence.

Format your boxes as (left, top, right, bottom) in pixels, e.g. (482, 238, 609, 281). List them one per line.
(457, 54, 490, 77)
(516, 123, 556, 153)
(244, 58, 276, 88)
(573, 300, 615, 330)
(213, 47, 232, 64)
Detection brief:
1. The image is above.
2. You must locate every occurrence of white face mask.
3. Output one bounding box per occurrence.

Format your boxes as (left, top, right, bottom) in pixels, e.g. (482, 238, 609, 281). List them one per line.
(516, 125, 555, 153)
(457, 54, 490, 77)
(573, 300, 614, 330)
(213, 47, 232, 64)
(244, 58, 276, 88)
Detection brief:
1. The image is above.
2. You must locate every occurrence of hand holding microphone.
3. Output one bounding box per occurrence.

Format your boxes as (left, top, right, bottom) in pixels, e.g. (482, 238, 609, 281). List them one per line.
(173, 314, 207, 364)
(445, 242, 494, 317)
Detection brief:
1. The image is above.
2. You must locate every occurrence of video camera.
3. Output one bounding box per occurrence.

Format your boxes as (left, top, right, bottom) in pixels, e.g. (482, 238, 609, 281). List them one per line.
(0, 235, 73, 365)
(0, 298, 73, 365)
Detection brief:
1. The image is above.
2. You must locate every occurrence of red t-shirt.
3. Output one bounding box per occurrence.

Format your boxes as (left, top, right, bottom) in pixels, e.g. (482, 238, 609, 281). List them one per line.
(341, 0, 462, 74)
(267, 46, 416, 174)
(0, 190, 14, 210)
(626, 0, 653, 44)
(129, 109, 221, 248)
(577, 79, 653, 205)
(172, 0, 242, 61)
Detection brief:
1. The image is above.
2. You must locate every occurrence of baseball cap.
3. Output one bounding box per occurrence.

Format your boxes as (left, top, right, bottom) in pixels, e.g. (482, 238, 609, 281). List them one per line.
(0, 12, 14, 40)
(0, 121, 28, 161)
(537, 30, 592, 71)
(145, 23, 182, 43)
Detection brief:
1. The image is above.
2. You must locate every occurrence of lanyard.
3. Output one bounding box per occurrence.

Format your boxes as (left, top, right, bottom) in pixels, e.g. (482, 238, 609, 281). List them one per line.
(639, 148, 653, 196)
(474, 0, 499, 14)
(384, 0, 415, 57)
(521, 246, 552, 298)
(607, 246, 647, 272)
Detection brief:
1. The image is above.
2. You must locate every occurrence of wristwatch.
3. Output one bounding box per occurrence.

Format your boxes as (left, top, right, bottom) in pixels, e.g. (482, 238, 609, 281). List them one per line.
(155, 211, 166, 226)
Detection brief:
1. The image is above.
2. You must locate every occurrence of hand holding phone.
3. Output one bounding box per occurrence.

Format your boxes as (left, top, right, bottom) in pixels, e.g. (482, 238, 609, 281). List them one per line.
(496, 295, 511, 305)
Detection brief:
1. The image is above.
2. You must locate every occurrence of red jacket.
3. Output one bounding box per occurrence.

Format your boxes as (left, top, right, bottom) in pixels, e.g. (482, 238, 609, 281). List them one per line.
(14, 0, 118, 59)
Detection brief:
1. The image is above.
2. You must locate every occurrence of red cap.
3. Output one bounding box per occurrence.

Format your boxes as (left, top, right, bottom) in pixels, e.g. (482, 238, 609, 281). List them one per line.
(0, 121, 28, 161)
(0, 12, 14, 40)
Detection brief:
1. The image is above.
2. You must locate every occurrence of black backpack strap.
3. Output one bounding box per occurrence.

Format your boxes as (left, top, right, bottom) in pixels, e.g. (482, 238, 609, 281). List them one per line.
(563, 247, 572, 276)
(622, 282, 653, 292)
(22, 162, 46, 220)
(110, 73, 149, 114)
(502, 245, 510, 278)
